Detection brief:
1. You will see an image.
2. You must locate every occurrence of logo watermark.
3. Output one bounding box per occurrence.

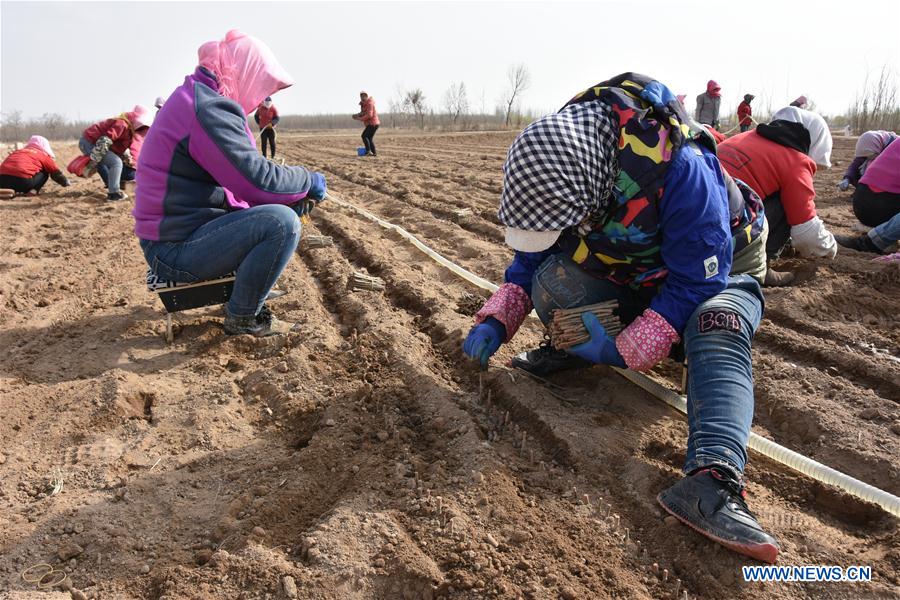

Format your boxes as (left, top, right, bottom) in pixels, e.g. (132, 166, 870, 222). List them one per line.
(743, 565, 872, 583)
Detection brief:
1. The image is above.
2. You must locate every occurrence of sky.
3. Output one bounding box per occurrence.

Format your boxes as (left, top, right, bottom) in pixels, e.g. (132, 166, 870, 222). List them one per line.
(2, 0, 899, 123)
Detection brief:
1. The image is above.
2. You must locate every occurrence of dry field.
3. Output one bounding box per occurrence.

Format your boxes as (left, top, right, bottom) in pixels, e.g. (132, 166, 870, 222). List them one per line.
(0, 131, 898, 599)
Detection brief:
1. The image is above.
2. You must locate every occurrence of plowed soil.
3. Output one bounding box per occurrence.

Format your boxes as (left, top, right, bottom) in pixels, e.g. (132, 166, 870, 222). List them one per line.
(1, 131, 898, 600)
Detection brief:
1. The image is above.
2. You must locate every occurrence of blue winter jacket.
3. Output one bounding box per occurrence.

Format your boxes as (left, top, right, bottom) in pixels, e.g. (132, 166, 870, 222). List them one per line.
(504, 143, 731, 335)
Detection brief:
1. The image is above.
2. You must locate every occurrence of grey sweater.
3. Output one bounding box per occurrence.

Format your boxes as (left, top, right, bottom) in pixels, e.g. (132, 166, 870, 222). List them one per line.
(695, 92, 721, 127)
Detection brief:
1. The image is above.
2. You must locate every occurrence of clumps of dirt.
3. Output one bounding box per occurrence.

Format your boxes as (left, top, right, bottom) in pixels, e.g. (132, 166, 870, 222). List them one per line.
(455, 292, 487, 317)
(869, 261, 900, 287)
(3, 135, 900, 600)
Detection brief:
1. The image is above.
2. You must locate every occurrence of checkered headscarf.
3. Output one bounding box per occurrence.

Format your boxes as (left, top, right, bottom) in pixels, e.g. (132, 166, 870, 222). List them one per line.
(499, 100, 618, 232)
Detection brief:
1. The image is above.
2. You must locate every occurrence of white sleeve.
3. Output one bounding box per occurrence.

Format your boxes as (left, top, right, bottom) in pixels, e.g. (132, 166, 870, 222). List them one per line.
(790, 216, 837, 259)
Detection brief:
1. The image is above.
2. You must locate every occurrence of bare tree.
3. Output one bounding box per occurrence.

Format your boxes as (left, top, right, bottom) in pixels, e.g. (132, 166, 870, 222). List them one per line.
(1, 109, 24, 142)
(40, 113, 67, 139)
(502, 64, 531, 127)
(388, 84, 408, 128)
(849, 65, 900, 133)
(403, 89, 428, 129)
(443, 82, 469, 126)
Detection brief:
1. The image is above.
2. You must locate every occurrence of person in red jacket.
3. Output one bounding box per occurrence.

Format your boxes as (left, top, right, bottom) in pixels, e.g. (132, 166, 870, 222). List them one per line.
(79, 105, 154, 201)
(254, 97, 280, 159)
(737, 94, 754, 133)
(718, 107, 836, 280)
(352, 91, 380, 156)
(0, 135, 69, 195)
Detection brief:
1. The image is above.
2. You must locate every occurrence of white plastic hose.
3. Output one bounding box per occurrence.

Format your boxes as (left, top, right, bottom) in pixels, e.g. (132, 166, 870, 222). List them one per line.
(323, 193, 900, 518)
(615, 368, 900, 517)
(325, 194, 501, 293)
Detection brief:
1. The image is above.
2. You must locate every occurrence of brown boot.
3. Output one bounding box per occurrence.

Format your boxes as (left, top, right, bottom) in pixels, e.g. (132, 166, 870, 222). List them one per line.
(763, 269, 794, 287)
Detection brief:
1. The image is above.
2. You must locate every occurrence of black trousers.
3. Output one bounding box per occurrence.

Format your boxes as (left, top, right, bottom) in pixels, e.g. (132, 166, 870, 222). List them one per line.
(740, 124, 751, 133)
(763, 192, 791, 258)
(0, 171, 49, 194)
(362, 125, 379, 155)
(260, 128, 276, 158)
(852, 183, 900, 228)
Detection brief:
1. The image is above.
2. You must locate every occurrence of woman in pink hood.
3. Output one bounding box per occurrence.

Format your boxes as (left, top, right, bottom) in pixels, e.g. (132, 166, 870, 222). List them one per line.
(79, 105, 154, 201)
(133, 30, 327, 337)
(694, 80, 722, 129)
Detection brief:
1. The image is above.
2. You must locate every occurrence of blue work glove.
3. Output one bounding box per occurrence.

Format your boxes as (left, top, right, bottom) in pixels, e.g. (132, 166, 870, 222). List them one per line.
(308, 172, 327, 201)
(838, 178, 850, 192)
(293, 199, 316, 217)
(462, 317, 506, 370)
(568, 313, 626, 367)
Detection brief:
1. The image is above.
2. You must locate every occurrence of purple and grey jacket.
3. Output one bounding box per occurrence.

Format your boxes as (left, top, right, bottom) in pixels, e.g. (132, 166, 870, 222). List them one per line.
(133, 67, 311, 241)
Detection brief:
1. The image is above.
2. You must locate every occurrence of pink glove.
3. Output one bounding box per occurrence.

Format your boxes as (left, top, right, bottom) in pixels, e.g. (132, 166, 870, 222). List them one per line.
(474, 283, 532, 342)
(873, 252, 900, 263)
(615, 309, 680, 372)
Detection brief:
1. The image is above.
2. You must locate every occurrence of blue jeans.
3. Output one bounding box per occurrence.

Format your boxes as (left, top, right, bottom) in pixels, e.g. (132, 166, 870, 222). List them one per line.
(140, 205, 301, 317)
(79, 136, 123, 194)
(99, 164, 135, 188)
(531, 254, 763, 477)
(870, 211, 900, 250)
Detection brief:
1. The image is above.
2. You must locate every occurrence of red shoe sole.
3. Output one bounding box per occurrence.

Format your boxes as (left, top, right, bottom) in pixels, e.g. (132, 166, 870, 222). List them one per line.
(657, 495, 780, 564)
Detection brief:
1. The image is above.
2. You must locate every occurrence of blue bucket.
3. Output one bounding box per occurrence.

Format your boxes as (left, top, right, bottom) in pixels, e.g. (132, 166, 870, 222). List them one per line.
(357, 147, 367, 156)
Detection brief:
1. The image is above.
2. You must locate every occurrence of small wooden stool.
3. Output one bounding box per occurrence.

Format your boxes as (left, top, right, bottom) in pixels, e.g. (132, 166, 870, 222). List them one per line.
(146, 269, 237, 343)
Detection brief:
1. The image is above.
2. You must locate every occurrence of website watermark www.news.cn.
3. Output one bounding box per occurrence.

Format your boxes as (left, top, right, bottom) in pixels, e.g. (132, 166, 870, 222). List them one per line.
(743, 565, 872, 583)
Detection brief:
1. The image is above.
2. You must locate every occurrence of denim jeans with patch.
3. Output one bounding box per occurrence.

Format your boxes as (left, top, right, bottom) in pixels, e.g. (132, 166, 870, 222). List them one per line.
(79, 136, 123, 194)
(531, 253, 763, 476)
(140, 204, 301, 317)
(870, 210, 900, 250)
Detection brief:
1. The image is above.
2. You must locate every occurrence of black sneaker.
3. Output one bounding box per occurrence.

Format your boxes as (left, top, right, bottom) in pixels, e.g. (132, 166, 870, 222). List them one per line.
(107, 191, 129, 202)
(510, 336, 592, 377)
(835, 234, 884, 255)
(658, 466, 779, 563)
(224, 304, 294, 337)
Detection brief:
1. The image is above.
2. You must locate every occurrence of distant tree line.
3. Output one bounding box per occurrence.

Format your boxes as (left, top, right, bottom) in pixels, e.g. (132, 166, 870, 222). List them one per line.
(5, 63, 897, 142)
(1, 110, 90, 143)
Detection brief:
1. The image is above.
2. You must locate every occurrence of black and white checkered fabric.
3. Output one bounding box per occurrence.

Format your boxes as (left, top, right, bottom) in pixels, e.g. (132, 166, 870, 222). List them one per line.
(499, 100, 618, 232)
(145, 268, 235, 292)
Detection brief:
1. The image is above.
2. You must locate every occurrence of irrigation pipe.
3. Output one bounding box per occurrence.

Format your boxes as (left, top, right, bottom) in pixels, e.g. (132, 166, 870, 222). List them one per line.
(323, 192, 900, 518)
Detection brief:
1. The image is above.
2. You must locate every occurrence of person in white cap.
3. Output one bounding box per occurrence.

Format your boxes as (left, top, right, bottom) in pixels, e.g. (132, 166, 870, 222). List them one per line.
(718, 106, 837, 263)
(78, 105, 154, 201)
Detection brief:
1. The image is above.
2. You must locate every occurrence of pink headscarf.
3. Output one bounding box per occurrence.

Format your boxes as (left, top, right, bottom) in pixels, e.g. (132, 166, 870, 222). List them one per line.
(855, 130, 896, 158)
(198, 29, 294, 115)
(706, 80, 721, 98)
(126, 105, 154, 130)
(26, 135, 54, 158)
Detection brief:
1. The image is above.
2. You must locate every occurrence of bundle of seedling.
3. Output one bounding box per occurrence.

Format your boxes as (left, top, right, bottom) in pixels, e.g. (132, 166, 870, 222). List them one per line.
(548, 300, 621, 350)
(301, 235, 333, 249)
(348, 271, 385, 292)
(452, 208, 473, 223)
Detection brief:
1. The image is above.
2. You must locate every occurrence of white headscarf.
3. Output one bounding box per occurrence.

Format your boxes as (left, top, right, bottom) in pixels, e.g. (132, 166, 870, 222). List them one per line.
(772, 106, 832, 168)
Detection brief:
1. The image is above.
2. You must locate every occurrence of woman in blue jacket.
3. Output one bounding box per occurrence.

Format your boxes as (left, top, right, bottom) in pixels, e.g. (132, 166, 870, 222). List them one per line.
(463, 74, 778, 563)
